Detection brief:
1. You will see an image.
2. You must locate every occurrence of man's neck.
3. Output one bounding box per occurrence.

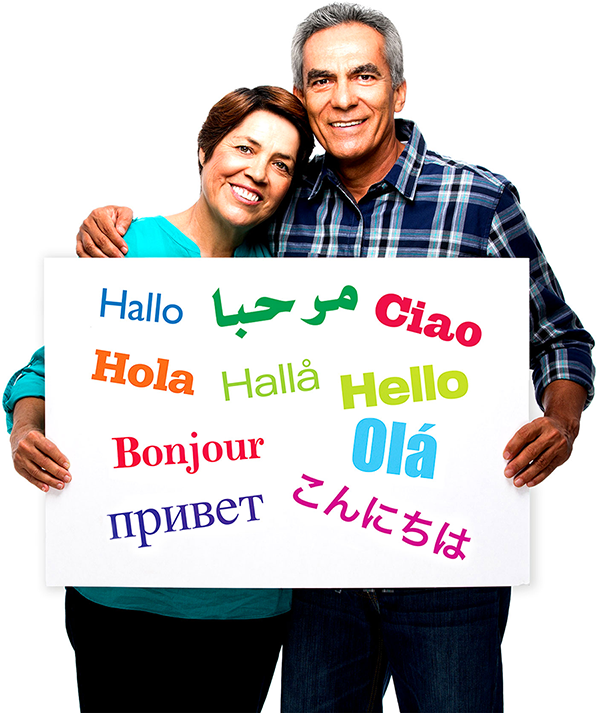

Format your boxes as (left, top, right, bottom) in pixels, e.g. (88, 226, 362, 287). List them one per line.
(332, 138, 405, 203)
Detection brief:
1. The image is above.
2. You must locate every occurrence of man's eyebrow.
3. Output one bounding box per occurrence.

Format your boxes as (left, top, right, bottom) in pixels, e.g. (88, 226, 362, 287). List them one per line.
(351, 63, 382, 77)
(306, 68, 336, 82)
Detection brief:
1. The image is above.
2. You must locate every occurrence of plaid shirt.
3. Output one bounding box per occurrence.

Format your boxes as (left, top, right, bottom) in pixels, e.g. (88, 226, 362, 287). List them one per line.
(266, 119, 594, 407)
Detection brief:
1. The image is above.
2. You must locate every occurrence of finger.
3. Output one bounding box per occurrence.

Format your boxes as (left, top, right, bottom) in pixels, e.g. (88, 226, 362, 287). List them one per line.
(76, 228, 109, 258)
(503, 421, 541, 461)
(511, 440, 570, 487)
(86, 216, 126, 258)
(14, 456, 68, 491)
(16, 433, 71, 482)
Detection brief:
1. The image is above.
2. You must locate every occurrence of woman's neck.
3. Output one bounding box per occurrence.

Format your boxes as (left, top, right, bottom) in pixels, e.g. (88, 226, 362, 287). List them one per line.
(165, 201, 247, 257)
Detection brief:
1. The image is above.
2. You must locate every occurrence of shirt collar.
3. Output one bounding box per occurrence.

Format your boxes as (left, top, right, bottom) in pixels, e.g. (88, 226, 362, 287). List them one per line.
(305, 119, 427, 202)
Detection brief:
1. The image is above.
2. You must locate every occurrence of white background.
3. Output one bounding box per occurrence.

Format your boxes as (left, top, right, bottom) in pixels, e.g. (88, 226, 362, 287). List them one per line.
(0, 1, 597, 711)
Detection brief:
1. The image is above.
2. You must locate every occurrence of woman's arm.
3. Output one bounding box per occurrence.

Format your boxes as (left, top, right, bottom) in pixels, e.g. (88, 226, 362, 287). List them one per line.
(10, 397, 71, 492)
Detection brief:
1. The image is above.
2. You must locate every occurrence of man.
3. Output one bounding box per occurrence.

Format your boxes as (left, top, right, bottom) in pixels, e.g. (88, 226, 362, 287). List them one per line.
(26, 3, 599, 712)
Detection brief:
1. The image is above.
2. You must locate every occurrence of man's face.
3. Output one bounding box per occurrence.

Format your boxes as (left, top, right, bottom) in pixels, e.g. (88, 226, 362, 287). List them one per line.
(294, 23, 406, 165)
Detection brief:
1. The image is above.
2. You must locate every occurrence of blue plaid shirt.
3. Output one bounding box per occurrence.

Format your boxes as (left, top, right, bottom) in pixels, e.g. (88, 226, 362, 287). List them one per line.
(265, 119, 594, 408)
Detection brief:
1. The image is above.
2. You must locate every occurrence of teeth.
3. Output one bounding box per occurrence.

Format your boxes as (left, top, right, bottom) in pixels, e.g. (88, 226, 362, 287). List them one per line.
(232, 185, 260, 202)
(331, 120, 364, 127)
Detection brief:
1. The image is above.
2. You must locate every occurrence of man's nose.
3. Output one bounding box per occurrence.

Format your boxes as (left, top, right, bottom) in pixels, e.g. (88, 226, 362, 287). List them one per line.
(331, 79, 357, 110)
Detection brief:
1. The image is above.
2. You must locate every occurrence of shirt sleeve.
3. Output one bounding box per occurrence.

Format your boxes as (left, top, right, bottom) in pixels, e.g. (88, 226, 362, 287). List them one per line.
(487, 185, 595, 409)
(3, 347, 46, 432)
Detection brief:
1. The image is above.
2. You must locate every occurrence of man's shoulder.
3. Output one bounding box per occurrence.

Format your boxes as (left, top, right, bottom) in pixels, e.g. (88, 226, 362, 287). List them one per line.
(421, 149, 513, 195)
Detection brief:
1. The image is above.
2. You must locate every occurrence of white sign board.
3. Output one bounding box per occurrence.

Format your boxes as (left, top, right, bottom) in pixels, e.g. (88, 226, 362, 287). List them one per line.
(45, 258, 530, 587)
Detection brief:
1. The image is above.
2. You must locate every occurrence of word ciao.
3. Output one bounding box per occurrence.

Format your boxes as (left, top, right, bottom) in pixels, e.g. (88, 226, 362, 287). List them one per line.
(376, 294, 482, 347)
(91, 350, 194, 395)
(293, 474, 470, 560)
(113, 434, 264, 474)
(214, 285, 358, 338)
(222, 360, 319, 401)
(108, 495, 264, 549)
(353, 420, 437, 479)
(340, 365, 468, 410)
(100, 288, 183, 324)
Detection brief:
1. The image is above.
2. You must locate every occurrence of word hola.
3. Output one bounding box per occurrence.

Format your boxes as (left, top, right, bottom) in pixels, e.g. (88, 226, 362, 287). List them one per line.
(375, 293, 482, 347)
(340, 365, 468, 410)
(113, 433, 264, 474)
(352, 419, 437, 478)
(108, 495, 264, 548)
(100, 288, 183, 324)
(222, 359, 319, 401)
(91, 349, 194, 395)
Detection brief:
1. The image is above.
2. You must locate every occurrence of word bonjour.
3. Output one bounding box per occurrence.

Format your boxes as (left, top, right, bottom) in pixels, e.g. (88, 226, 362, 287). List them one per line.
(353, 420, 437, 478)
(340, 365, 468, 410)
(100, 288, 183, 324)
(222, 359, 319, 401)
(91, 349, 194, 395)
(108, 495, 264, 549)
(375, 293, 482, 347)
(113, 434, 264, 473)
(294, 474, 470, 560)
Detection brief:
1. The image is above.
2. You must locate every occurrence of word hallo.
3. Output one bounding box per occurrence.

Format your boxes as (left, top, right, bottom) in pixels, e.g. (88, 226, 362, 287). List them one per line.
(100, 288, 183, 324)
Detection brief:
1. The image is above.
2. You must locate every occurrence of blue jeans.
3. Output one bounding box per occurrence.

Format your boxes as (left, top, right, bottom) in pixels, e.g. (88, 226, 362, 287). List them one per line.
(281, 587, 510, 713)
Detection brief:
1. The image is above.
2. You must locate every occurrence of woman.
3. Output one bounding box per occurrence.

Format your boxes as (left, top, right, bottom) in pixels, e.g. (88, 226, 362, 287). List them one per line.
(5, 85, 313, 713)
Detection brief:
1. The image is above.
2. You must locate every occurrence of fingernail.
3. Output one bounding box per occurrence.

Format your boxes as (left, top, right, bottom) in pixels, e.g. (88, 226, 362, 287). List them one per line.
(57, 482, 64, 490)
(64, 475, 71, 483)
(503, 451, 511, 460)
(514, 477, 523, 487)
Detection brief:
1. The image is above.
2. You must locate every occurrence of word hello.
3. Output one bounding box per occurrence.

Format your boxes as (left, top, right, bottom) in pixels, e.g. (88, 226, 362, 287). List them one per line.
(352, 419, 437, 479)
(91, 350, 194, 394)
(100, 288, 183, 324)
(375, 294, 482, 347)
(340, 365, 468, 410)
(113, 434, 264, 474)
(222, 359, 319, 401)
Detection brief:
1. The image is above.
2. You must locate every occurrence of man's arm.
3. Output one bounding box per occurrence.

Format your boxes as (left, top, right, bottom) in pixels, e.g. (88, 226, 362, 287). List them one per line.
(487, 184, 594, 487)
(503, 379, 587, 487)
(75, 205, 134, 257)
(10, 397, 71, 492)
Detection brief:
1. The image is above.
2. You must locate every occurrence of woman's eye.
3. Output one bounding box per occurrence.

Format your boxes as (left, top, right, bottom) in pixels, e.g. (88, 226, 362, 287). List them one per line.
(274, 161, 291, 174)
(237, 145, 252, 154)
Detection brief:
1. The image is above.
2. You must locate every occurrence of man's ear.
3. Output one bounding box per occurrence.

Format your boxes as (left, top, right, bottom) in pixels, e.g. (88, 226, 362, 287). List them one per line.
(293, 85, 306, 106)
(198, 148, 206, 167)
(394, 80, 407, 113)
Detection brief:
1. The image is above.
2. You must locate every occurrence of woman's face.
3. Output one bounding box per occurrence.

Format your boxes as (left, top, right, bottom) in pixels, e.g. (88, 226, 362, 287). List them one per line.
(199, 110, 302, 234)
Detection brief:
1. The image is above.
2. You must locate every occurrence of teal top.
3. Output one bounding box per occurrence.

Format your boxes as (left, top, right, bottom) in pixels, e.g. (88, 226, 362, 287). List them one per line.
(4, 216, 290, 619)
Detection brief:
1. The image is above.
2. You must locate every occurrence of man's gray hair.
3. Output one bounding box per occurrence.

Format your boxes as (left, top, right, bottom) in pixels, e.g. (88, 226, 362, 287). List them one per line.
(291, 2, 404, 90)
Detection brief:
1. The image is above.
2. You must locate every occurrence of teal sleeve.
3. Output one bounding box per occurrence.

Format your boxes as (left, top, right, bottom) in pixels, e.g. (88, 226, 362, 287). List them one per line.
(3, 347, 46, 432)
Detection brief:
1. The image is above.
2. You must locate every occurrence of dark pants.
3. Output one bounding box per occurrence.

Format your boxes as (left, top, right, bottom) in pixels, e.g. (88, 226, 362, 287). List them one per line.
(65, 587, 286, 713)
(281, 587, 511, 713)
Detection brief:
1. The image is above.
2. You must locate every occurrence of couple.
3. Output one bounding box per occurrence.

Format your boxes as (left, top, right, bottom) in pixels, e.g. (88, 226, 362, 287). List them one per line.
(7, 3, 594, 713)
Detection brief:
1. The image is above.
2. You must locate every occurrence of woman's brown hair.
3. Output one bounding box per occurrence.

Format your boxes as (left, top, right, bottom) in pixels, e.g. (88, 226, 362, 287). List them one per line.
(198, 86, 313, 177)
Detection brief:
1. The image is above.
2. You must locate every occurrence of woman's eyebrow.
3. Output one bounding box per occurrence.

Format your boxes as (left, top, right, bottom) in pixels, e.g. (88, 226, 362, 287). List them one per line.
(229, 136, 295, 162)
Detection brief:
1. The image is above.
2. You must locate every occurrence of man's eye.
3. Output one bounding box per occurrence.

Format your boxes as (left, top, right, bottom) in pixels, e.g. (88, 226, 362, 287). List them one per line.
(312, 78, 330, 87)
(358, 74, 375, 81)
